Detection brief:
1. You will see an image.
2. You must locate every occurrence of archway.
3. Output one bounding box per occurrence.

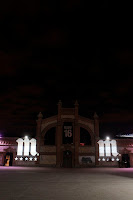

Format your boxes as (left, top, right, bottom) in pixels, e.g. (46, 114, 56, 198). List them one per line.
(122, 154, 130, 168)
(44, 127, 56, 145)
(63, 150, 72, 168)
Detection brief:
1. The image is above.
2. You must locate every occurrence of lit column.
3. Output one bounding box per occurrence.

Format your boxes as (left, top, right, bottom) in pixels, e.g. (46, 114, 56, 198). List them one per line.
(24, 136, 30, 156)
(105, 139, 111, 157)
(30, 138, 37, 156)
(98, 140, 104, 156)
(111, 140, 119, 156)
(16, 138, 23, 156)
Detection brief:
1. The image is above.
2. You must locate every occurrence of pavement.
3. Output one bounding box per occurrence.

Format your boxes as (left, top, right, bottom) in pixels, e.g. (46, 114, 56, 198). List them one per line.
(0, 167, 133, 200)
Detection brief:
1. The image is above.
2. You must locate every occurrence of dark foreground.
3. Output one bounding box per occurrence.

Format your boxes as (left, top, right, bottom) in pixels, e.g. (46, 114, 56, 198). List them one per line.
(0, 167, 133, 200)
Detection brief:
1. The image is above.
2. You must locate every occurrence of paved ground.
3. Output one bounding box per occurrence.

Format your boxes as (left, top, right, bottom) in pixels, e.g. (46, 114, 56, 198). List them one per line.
(0, 167, 133, 200)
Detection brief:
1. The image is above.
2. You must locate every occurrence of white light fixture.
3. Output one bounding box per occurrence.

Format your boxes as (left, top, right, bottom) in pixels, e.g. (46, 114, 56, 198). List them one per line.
(102, 158, 105, 161)
(106, 136, 110, 140)
(25, 157, 28, 161)
(116, 158, 119, 161)
(16, 136, 38, 157)
(29, 157, 33, 161)
(15, 157, 18, 161)
(98, 139, 119, 157)
(98, 158, 101, 161)
(20, 157, 23, 161)
(34, 157, 37, 161)
(112, 158, 115, 161)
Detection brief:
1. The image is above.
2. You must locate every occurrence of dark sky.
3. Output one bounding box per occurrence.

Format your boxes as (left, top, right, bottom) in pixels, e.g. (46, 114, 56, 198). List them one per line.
(1, 1, 133, 139)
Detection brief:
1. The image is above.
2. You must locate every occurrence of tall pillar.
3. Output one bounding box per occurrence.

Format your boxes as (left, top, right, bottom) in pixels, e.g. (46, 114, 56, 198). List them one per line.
(36, 112, 43, 156)
(56, 100, 62, 167)
(74, 100, 79, 167)
(94, 112, 99, 166)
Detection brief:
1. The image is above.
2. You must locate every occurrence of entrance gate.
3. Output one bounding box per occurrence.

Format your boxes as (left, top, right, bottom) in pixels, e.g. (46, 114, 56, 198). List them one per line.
(122, 154, 130, 168)
(63, 150, 72, 168)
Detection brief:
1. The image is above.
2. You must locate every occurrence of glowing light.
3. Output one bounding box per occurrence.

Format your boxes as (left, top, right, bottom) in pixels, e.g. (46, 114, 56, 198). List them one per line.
(116, 158, 119, 161)
(105, 140, 111, 156)
(98, 158, 101, 161)
(98, 139, 119, 157)
(106, 136, 110, 140)
(29, 157, 33, 161)
(111, 140, 119, 157)
(15, 157, 18, 161)
(16, 136, 38, 157)
(34, 157, 37, 161)
(107, 158, 109, 161)
(30, 138, 37, 156)
(24, 136, 30, 156)
(80, 143, 85, 146)
(16, 138, 23, 156)
(112, 158, 115, 161)
(116, 134, 133, 138)
(97, 140, 104, 157)
(20, 157, 23, 161)
(25, 157, 28, 161)
(102, 158, 105, 161)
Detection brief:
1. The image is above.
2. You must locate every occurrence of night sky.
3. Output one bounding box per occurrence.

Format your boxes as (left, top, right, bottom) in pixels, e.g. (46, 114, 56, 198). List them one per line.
(1, 1, 133, 139)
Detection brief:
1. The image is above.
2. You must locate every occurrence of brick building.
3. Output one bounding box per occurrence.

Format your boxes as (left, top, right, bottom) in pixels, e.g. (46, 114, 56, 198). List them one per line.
(0, 100, 133, 167)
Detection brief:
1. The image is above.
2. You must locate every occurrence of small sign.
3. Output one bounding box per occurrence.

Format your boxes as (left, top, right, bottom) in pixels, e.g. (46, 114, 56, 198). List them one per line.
(64, 126, 72, 137)
(63, 122, 73, 144)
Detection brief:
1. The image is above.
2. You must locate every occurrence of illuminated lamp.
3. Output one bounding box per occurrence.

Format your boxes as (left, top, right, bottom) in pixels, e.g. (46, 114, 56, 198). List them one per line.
(15, 157, 18, 161)
(106, 136, 110, 140)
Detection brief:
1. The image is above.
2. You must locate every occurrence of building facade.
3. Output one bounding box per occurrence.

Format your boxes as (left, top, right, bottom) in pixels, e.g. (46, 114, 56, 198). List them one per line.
(0, 100, 133, 168)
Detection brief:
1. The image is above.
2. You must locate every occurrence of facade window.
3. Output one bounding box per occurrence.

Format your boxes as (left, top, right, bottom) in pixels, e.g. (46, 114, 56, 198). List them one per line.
(80, 127, 91, 145)
(44, 127, 56, 145)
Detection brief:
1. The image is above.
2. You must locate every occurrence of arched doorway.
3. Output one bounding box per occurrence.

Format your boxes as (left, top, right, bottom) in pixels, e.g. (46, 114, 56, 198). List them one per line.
(63, 150, 72, 168)
(122, 154, 130, 168)
(4, 152, 13, 166)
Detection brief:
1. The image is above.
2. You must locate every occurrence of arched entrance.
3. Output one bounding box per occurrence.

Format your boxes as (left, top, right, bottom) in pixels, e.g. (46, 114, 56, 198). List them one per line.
(63, 150, 72, 168)
(122, 154, 130, 168)
(4, 152, 13, 166)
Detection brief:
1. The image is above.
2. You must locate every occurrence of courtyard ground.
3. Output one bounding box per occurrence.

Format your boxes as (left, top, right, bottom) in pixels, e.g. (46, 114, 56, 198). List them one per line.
(0, 167, 133, 200)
